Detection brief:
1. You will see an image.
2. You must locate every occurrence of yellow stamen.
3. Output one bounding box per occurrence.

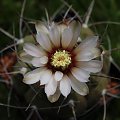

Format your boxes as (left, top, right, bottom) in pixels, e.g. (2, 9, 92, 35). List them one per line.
(51, 50, 71, 69)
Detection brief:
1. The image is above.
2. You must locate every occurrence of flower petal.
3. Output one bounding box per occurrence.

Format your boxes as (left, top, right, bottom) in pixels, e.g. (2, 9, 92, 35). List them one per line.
(40, 69, 52, 85)
(76, 60, 102, 73)
(20, 52, 33, 63)
(68, 21, 81, 49)
(54, 71, 63, 81)
(75, 47, 100, 61)
(49, 25, 60, 47)
(71, 67, 90, 82)
(24, 43, 45, 57)
(69, 74, 89, 95)
(76, 36, 99, 52)
(31, 56, 48, 67)
(39, 56, 48, 64)
(23, 68, 43, 84)
(47, 87, 61, 103)
(61, 28, 73, 48)
(58, 24, 67, 33)
(74, 36, 98, 52)
(36, 32, 52, 51)
(74, 36, 100, 61)
(45, 76, 57, 96)
(60, 75, 71, 97)
(31, 58, 43, 67)
(35, 22, 49, 34)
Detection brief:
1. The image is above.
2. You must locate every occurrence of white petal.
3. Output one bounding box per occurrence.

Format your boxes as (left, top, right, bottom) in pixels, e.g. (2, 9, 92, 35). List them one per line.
(47, 87, 61, 103)
(68, 21, 81, 49)
(58, 24, 67, 33)
(31, 58, 43, 67)
(71, 67, 90, 82)
(36, 32, 52, 51)
(79, 36, 99, 50)
(60, 75, 71, 97)
(74, 36, 99, 52)
(40, 69, 52, 85)
(40, 56, 48, 64)
(74, 36, 100, 61)
(61, 28, 73, 48)
(20, 67, 27, 75)
(76, 60, 102, 73)
(35, 22, 49, 34)
(45, 77, 57, 96)
(54, 71, 63, 81)
(23, 43, 45, 57)
(49, 25, 60, 47)
(75, 47, 100, 61)
(20, 52, 33, 63)
(31, 56, 48, 67)
(69, 74, 89, 95)
(23, 68, 43, 84)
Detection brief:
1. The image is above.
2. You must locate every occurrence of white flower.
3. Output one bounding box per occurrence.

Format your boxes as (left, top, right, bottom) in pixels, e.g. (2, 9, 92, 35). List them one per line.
(22, 20, 102, 102)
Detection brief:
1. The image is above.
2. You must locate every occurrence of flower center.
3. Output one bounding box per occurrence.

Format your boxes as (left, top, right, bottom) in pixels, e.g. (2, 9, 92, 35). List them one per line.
(51, 50, 71, 69)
